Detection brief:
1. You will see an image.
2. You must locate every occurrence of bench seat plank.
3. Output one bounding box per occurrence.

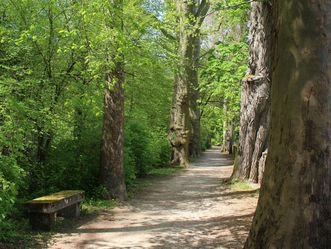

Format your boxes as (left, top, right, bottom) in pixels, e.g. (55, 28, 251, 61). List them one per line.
(28, 190, 84, 204)
(26, 190, 84, 214)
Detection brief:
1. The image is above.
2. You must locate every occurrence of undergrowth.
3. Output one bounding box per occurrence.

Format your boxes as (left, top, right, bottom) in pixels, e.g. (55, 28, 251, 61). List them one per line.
(227, 179, 260, 191)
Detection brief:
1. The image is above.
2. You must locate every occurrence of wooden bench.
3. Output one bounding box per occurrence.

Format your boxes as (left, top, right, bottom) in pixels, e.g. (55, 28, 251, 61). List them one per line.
(25, 190, 85, 231)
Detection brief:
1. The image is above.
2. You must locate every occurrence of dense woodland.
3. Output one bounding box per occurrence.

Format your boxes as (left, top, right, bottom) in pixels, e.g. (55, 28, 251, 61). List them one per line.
(1, 0, 330, 248)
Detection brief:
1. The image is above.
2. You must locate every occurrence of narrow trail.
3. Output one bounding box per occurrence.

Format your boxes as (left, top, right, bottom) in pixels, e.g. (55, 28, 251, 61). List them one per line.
(48, 147, 258, 249)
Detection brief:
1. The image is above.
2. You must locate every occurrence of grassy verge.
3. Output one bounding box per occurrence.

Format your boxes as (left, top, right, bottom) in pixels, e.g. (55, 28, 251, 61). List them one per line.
(82, 198, 118, 214)
(226, 179, 260, 192)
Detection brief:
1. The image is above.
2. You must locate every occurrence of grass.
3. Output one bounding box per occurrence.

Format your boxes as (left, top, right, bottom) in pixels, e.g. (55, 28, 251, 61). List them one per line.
(0, 224, 52, 249)
(82, 198, 118, 214)
(227, 179, 260, 192)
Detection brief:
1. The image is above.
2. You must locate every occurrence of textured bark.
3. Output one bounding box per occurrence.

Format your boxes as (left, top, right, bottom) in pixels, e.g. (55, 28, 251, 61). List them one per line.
(221, 101, 234, 154)
(100, 62, 127, 201)
(189, 35, 201, 158)
(232, 0, 272, 183)
(169, 30, 191, 167)
(245, 1, 331, 248)
(257, 149, 267, 184)
(100, 0, 127, 201)
(169, 0, 209, 167)
(169, 0, 192, 167)
(221, 122, 234, 154)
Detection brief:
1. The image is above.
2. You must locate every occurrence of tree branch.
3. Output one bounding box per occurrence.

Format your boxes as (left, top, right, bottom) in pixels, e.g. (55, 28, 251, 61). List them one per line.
(143, 10, 177, 41)
(195, 0, 208, 18)
(195, 0, 210, 30)
(204, 0, 253, 19)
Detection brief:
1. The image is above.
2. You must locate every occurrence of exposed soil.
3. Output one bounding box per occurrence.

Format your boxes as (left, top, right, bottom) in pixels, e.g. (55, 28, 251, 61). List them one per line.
(47, 147, 258, 249)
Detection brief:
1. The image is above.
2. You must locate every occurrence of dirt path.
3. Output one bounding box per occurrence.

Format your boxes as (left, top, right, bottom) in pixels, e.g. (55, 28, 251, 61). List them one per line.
(48, 147, 258, 249)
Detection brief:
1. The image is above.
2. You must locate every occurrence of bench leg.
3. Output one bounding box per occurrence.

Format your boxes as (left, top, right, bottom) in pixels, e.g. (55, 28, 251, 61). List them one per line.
(29, 212, 56, 231)
(58, 202, 81, 218)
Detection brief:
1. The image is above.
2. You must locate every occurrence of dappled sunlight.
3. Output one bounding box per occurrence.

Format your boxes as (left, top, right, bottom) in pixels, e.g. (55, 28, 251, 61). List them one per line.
(49, 147, 258, 249)
(190, 147, 234, 168)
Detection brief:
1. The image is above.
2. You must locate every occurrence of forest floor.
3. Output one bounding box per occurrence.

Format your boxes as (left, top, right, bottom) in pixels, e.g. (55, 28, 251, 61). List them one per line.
(45, 147, 259, 249)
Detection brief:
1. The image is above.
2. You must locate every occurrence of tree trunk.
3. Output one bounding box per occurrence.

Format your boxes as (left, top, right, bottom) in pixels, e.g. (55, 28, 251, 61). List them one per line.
(222, 122, 234, 154)
(257, 148, 267, 184)
(245, 1, 331, 248)
(100, 62, 127, 201)
(221, 100, 234, 154)
(168, 1, 194, 167)
(169, 74, 190, 167)
(232, 0, 272, 183)
(100, 0, 127, 201)
(169, 0, 209, 167)
(189, 34, 201, 158)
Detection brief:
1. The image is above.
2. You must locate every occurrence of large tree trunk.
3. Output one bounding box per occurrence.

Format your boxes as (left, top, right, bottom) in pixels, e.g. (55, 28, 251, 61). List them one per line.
(99, 0, 127, 201)
(245, 1, 331, 248)
(169, 1, 194, 167)
(100, 62, 127, 201)
(189, 34, 201, 158)
(169, 68, 191, 168)
(232, 0, 272, 183)
(169, 0, 209, 167)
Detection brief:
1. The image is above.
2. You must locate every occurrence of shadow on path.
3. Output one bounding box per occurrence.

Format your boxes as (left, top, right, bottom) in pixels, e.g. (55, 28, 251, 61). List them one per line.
(48, 147, 258, 249)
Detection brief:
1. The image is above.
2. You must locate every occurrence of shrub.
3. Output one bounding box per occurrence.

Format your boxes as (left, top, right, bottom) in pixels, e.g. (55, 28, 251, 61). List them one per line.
(0, 156, 24, 241)
(124, 120, 150, 176)
(124, 120, 171, 193)
(148, 130, 171, 167)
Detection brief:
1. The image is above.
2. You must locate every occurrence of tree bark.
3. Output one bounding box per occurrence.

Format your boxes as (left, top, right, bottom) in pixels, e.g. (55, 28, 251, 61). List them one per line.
(189, 34, 201, 158)
(169, 1, 195, 167)
(169, 0, 209, 167)
(232, 0, 272, 183)
(221, 100, 234, 154)
(100, 0, 127, 201)
(245, 1, 331, 248)
(100, 62, 127, 201)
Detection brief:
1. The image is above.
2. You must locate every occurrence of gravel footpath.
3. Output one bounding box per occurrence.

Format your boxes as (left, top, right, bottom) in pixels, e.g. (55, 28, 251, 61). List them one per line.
(48, 147, 258, 249)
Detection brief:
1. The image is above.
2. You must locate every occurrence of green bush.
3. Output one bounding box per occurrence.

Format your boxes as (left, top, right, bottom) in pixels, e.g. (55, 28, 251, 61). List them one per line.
(148, 130, 171, 167)
(0, 92, 27, 241)
(124, 120, 171, 193)
(201, 126, 212, 151)
(123, 142, 137, 191)
(0, 156, 24, 241)
(124, 120, 150, 176)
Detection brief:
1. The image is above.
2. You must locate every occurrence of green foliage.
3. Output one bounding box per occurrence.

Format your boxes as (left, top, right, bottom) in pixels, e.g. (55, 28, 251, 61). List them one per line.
(227, 179, 259, 192)
(124, 142, 137, 191)
(0, 175, 19, 240)
(148, 130, 172, 167)
(0, 0, 173, 241)
(124, 120, 171, 192)
(200, 126, 212, 151)
(125, 120, 150, 177)
(199, 0, 249, 145)
(82, 198, 117, 213)
(0, 0, 248, 243)
(200, 41, 248, 145)
(0, 15, 29, 240)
